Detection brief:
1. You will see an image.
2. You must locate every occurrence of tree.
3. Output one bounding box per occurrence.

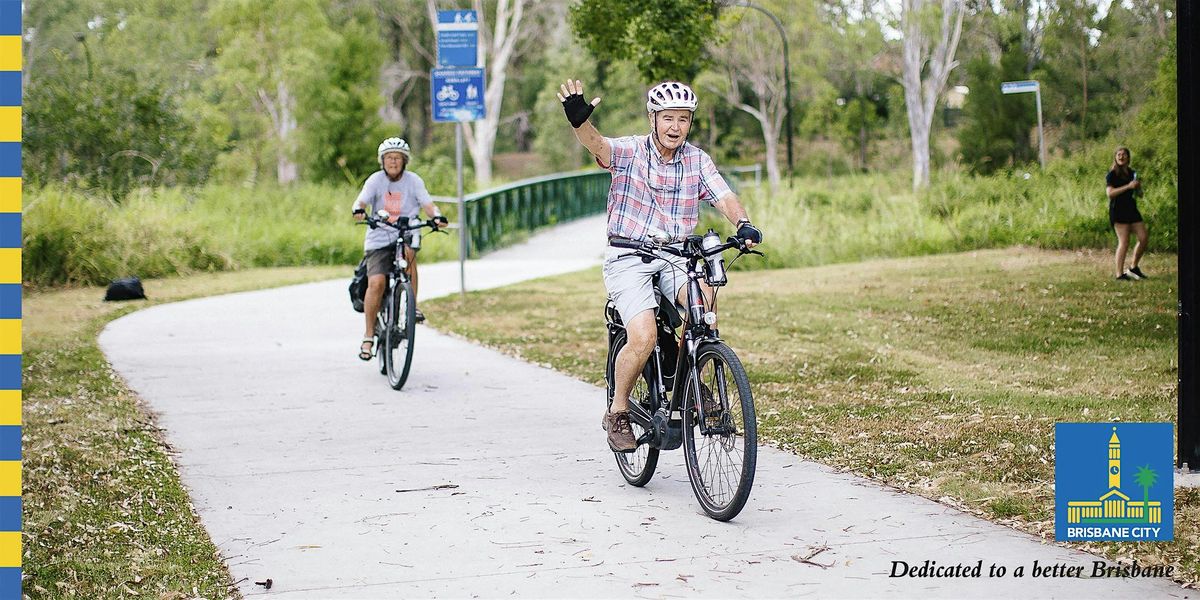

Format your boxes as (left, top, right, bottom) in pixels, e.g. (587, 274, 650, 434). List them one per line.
(209, 0, 336, 184)
(900, 0, 965, 190)
(298, 7, 388, 184)
(570, 0, 720, 82)
(957, 35, 1035, 173)
(705, 8, 790, 191)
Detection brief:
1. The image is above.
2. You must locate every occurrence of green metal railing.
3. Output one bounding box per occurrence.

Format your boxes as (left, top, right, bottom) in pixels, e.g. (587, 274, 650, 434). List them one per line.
(463, 170, 611, 256)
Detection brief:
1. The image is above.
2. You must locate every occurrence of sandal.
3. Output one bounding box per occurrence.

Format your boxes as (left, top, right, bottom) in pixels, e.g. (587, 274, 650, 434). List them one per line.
(358, 338, 374, 361)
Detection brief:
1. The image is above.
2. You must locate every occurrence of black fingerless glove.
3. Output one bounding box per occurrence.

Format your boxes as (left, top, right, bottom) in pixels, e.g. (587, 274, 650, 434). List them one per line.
(737, 222, 762, 244)
(434, 215, 449, 227)
(562, 93, 594, 128)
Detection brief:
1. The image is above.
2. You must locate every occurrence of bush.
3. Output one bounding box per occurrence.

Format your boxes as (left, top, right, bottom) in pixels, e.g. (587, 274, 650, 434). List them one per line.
(23, 184, 460, 287)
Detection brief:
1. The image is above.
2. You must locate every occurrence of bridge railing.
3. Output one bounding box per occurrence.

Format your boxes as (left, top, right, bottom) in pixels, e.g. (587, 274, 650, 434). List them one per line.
(459, 170, 611, 256)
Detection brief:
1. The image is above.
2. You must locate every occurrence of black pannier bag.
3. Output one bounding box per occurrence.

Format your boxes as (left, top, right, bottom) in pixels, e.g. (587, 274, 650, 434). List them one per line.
(104, 277, 146, 301)
(349, 260, 368, 313)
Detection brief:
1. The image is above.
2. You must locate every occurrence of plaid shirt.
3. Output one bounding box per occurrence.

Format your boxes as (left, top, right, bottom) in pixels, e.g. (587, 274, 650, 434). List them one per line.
(602, 135, 733, 242)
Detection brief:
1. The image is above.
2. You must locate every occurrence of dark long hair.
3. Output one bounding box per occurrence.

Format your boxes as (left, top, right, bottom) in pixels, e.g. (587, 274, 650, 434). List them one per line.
(1110, 147, 1133, 179)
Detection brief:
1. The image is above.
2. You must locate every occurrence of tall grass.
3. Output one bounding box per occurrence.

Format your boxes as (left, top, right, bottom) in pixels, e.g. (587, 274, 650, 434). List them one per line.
(23, 184, 460, 287)
(27, 149, 1177, 286)
(709, 157, 1177, 270)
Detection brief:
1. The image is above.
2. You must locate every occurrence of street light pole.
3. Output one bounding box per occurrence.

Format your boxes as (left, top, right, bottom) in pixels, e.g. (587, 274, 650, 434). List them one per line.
(725, 1, 793, 178)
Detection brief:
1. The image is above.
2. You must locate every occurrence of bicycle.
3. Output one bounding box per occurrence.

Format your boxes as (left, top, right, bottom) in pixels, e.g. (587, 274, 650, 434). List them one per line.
(605, 230, 762, 521)
(358, 211, 443, 390)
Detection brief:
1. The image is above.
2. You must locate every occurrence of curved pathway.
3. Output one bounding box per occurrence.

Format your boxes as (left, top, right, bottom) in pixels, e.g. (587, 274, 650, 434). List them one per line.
(100, 216, 1183, 598)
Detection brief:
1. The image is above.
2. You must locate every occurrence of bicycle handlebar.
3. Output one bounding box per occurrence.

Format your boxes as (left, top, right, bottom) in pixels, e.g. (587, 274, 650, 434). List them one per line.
(358, 214, 447, 233)
(611, 235, 757, 259)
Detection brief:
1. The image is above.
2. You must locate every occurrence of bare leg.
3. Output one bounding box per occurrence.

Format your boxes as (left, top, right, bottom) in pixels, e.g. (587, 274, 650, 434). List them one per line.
(676, 281, 715, 327)
(611, 310, 656, 413)
(404, 246, 419, 302)
(1114, 223, 1131, 277)
(363, 273, 387, 339)
(1131, 221, 1149, 268)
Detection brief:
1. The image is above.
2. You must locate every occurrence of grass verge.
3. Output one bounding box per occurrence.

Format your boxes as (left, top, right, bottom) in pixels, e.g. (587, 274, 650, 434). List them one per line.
(23, 265, 346, 598)
(425, 247, 1196, 583)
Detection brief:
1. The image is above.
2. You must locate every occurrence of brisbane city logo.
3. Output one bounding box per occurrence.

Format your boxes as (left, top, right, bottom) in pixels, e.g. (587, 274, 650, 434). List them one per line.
(1055, 423, 1173, 542)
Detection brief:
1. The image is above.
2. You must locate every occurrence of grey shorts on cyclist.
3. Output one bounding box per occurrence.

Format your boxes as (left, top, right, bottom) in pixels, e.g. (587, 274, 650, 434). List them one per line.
(602, 246, 688, 324)
(364, 237, 418, 277)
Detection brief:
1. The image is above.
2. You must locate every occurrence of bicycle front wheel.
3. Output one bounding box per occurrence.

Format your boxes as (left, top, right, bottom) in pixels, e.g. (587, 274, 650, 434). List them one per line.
(606, 332, 659, 487)
(681, 342, 756, 521)
(385, 280, 417, 390)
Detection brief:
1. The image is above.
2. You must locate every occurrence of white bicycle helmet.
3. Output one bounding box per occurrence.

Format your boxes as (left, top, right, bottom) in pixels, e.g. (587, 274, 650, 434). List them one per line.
(377, 137, 411, 163)
(646, 82, 698, 113)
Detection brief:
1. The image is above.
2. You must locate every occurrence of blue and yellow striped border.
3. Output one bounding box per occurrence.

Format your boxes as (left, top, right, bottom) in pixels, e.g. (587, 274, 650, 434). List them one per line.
(0, 2, 19, 597)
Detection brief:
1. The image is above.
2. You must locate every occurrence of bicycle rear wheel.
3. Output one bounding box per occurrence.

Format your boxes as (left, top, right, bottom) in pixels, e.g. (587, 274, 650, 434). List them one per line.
(385, 280, 417, 390)
(681, 342, 756, 521)
(605, 333, 659, 486)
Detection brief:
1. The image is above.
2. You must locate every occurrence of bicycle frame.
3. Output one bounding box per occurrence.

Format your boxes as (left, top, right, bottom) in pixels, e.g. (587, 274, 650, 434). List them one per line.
(607, 238, 739, 450)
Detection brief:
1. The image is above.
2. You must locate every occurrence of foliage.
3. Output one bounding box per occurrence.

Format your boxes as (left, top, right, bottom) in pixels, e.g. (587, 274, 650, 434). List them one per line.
(22, 184, 460, 287)
(23, 63, 217, 197)
(956, 38, 1036, 174)
(569, 0, 720, 82)
(298, 7, 389, 185)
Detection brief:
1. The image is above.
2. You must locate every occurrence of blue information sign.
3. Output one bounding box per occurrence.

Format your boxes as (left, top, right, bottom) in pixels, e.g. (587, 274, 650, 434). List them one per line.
(431, 68, 486, 122)
(436, 10, 478, 68)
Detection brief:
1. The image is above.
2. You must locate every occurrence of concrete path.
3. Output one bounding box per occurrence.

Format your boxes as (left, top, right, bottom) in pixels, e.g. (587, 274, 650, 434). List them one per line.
(100, 215, 1185, 598)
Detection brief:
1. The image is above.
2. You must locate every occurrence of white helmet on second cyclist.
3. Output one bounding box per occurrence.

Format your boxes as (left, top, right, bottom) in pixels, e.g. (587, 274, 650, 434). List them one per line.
(377, 137, 411, 164)
(646, 81, 698, 113)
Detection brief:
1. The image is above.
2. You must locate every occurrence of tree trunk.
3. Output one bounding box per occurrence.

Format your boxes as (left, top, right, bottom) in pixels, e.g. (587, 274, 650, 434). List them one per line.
(900, 0, 964, 191)
(275, 80, 298, 184)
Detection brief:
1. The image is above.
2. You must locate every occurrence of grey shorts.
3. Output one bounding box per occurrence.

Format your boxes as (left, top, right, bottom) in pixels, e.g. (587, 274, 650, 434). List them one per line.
(365, 238, 419, 277)
(365, 246, 395, 276)
(602, 246, 689, 324)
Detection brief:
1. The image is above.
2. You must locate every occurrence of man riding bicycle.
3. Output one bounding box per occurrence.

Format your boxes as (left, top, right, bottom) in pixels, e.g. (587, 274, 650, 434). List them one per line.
(557, 79, 763, 452)
(352, 137, 448, 361)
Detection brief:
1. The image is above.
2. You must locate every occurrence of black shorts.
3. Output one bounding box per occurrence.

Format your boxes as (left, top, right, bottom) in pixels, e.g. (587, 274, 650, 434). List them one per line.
(1109, 196, 1143, 225)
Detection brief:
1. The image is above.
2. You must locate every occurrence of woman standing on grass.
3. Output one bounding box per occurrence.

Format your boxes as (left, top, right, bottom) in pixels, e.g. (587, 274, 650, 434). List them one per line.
(1106, 147, 1148, 281)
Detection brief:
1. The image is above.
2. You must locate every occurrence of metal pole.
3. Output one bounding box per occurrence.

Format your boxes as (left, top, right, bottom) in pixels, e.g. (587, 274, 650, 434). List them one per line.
(1178, 0, 1198, 470)
(732, 2, 792, 179)
(1035, 86, 1045, 169)
(456, 122, 466, 297)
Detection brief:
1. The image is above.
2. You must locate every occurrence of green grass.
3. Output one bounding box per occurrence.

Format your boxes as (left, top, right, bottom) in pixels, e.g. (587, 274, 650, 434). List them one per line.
(425, 247, 1196, 581)
(22, 266, 346, 598)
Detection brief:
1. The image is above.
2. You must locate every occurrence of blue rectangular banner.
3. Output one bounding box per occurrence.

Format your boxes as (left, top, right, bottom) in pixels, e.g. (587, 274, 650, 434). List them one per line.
(431, 68, 485, 123)
(1055, 422, 1173, 541)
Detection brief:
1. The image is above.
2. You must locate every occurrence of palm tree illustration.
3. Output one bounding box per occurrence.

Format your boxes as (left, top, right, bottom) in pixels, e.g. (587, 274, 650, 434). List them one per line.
(1134, 465, 1159, 522)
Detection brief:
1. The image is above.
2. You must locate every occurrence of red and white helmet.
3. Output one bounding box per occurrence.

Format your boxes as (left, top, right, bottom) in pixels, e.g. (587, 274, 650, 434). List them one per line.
(377, 137, 411, 163)
(646, 82, 698, 113)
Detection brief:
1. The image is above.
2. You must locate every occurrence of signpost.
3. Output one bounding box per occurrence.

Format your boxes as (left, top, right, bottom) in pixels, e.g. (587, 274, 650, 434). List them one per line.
(1001, 80, 1045, 168)
(433, 10, 484, 296)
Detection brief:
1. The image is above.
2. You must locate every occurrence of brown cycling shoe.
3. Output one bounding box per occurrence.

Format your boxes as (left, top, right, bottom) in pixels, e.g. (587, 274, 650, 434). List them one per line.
(602, 410, 637, 453)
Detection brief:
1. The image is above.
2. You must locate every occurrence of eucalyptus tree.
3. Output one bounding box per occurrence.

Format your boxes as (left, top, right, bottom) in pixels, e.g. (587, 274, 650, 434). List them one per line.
(899, 0, 965, 189)
(209, 0, 336, 184)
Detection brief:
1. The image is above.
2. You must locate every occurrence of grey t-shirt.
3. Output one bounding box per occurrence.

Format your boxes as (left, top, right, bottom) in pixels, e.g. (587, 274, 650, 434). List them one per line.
(353, 170, 434, 251)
